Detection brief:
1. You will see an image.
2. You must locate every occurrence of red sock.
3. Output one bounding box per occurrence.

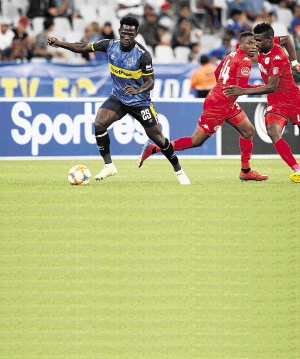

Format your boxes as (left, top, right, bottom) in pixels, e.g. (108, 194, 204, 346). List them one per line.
(239, 137, 253, 169)
(154, 137, 193, 154)
(274, 138, 299, 170)
(172, 137, 193, 151)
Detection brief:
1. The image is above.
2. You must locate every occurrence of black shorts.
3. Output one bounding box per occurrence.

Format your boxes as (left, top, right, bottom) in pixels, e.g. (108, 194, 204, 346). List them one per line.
(101, 95, 159, 128)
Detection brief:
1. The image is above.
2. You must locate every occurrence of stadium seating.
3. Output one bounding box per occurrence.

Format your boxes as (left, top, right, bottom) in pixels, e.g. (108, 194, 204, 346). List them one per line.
(174, 46, 191, 63)
(153, 45, 175, 64)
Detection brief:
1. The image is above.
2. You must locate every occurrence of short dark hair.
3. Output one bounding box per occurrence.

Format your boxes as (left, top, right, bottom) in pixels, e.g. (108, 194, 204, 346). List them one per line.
(200, 54, 209, 65)
(120, 16, 139, 31)
(230, 9, 242, 17)
(253, 22, 274, 38)
(239, 31, 254, 42)
(43, 18, 54, 30)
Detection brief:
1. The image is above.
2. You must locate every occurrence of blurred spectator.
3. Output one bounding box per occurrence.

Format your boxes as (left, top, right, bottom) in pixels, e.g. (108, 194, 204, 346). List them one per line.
(226, 9, 252, 39)
(27, 0, 58, 19)
(87, 21, 107, 62)
(190, 54, 217, 97)
(143, 4, 155, 19)
(157, 2, 175, 31)
(32, 18, 66, 60)
(0, 17, 14, 60)
(269, 0, 295, 12)
(101, 21, 116, 40)
(149, 0, 167, 13)
(157, 19, 172, 46)
(172, 18, 202, 49)
(80, 21, 107, 62)
(245, 0, 265, 22)
(197, 0, 222, 33)
(2, 16, 35, 61)
(177, 4, 202, 30)
(290, 4, 300, 59)
(188, 42, 203, 63)
(55, 0, 78, 26)
(227, 0, 248, 13)
(158, 1, 172, 19)
(138, 10, 160, 51)
(207, 36, 232, 62)
(116, 0, 144, 18)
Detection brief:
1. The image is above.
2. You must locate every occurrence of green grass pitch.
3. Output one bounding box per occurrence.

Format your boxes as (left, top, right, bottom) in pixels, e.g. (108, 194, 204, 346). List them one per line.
(1, 158, 299, 359)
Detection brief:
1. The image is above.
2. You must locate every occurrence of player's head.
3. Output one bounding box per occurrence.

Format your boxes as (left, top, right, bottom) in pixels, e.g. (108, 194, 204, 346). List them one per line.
(253, 22, 274, 53)
(239, 31, 257, 58)
(119, 16, 139, 49)
(120, 16, 139, 31)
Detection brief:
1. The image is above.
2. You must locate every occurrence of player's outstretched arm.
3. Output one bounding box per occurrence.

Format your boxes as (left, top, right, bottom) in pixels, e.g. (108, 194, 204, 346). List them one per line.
(224, 76, 279, 97)
(47, 37, 92, 53)
(278, 35, 300, 73)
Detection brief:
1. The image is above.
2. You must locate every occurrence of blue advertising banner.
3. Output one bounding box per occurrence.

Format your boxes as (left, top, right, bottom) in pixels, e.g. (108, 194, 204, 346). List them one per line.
(0, 98, 217, 158)
(0, 62, 263, 98)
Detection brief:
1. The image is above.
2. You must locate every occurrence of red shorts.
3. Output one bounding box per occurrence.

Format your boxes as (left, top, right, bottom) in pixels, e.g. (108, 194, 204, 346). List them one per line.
(197, 102, 246, 136)
(265, 104, 300, 128)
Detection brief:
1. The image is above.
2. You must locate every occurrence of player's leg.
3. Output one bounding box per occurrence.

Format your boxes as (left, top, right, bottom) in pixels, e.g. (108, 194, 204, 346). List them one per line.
(137, 112, 212, 168)
(228, 111, 268, 181)
(144, 124, 190, 185)
(265, 113, 300, 182)
(94, 98, 125, 180)
(131, 104, 190, 184)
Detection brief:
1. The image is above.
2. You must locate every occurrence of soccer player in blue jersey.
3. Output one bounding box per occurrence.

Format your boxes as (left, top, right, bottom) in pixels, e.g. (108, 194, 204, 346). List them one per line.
(47, 16, 190, 185)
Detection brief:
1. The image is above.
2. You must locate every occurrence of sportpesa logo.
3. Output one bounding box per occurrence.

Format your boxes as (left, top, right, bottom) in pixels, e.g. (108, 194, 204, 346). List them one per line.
(109, 64, 142, 79)
(111, 67, 132, 77)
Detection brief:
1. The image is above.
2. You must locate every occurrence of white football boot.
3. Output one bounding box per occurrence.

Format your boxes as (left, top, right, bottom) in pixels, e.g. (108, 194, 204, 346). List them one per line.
(175, 169, 190, 185)
(94, 163, 118, 181)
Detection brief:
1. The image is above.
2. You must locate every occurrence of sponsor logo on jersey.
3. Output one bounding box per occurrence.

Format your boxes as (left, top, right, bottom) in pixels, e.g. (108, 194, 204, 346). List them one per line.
(274, 55, 281, 60)
(229, 50, 237, 58)
(272, 67, 279, 75)
(265, 57, 270, 64)
(109, 63, 143, 79)
(241, 67, 250, 76)
(258, 63, 268, 75)
(127, 57, 134, 66)
(243, 57, 250, 61)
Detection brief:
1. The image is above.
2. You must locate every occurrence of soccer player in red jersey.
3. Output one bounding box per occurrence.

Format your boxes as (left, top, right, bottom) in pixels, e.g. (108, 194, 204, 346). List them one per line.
(224, 22, 300, 183)
(137, 31, 269, 181)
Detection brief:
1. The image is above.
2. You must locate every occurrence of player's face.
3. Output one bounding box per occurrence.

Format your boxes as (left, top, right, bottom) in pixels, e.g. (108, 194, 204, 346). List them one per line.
(240, 36, 257, 57)
(254, 33, 272, 53)
(119, 25, 137, 48)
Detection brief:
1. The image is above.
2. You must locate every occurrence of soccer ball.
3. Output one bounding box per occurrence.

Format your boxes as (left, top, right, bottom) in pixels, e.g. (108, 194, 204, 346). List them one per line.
(68, 165, 91, 185)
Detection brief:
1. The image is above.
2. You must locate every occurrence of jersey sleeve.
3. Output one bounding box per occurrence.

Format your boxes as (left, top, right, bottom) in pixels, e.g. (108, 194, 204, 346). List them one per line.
(139, 51, 154, 76)
(91, 39, 111, 52)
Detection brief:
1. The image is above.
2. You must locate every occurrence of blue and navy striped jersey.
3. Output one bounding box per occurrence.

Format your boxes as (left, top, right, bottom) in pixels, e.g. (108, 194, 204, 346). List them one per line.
(92, 39, 154, 106)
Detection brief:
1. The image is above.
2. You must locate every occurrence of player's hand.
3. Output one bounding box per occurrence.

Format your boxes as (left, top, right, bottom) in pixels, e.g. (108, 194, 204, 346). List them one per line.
(293, 63, 300, 74)
(124, 85, 139, 95)
(47, 37, 60, 48)
(223, 85, 244, 97)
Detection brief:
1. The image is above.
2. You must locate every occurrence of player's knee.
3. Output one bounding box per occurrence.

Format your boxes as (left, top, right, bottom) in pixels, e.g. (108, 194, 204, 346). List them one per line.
(243, 124, 255, 139)
(94, 119, 107, 133)
(266, 127, 280, 142)
(145, 127, 165, 147)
